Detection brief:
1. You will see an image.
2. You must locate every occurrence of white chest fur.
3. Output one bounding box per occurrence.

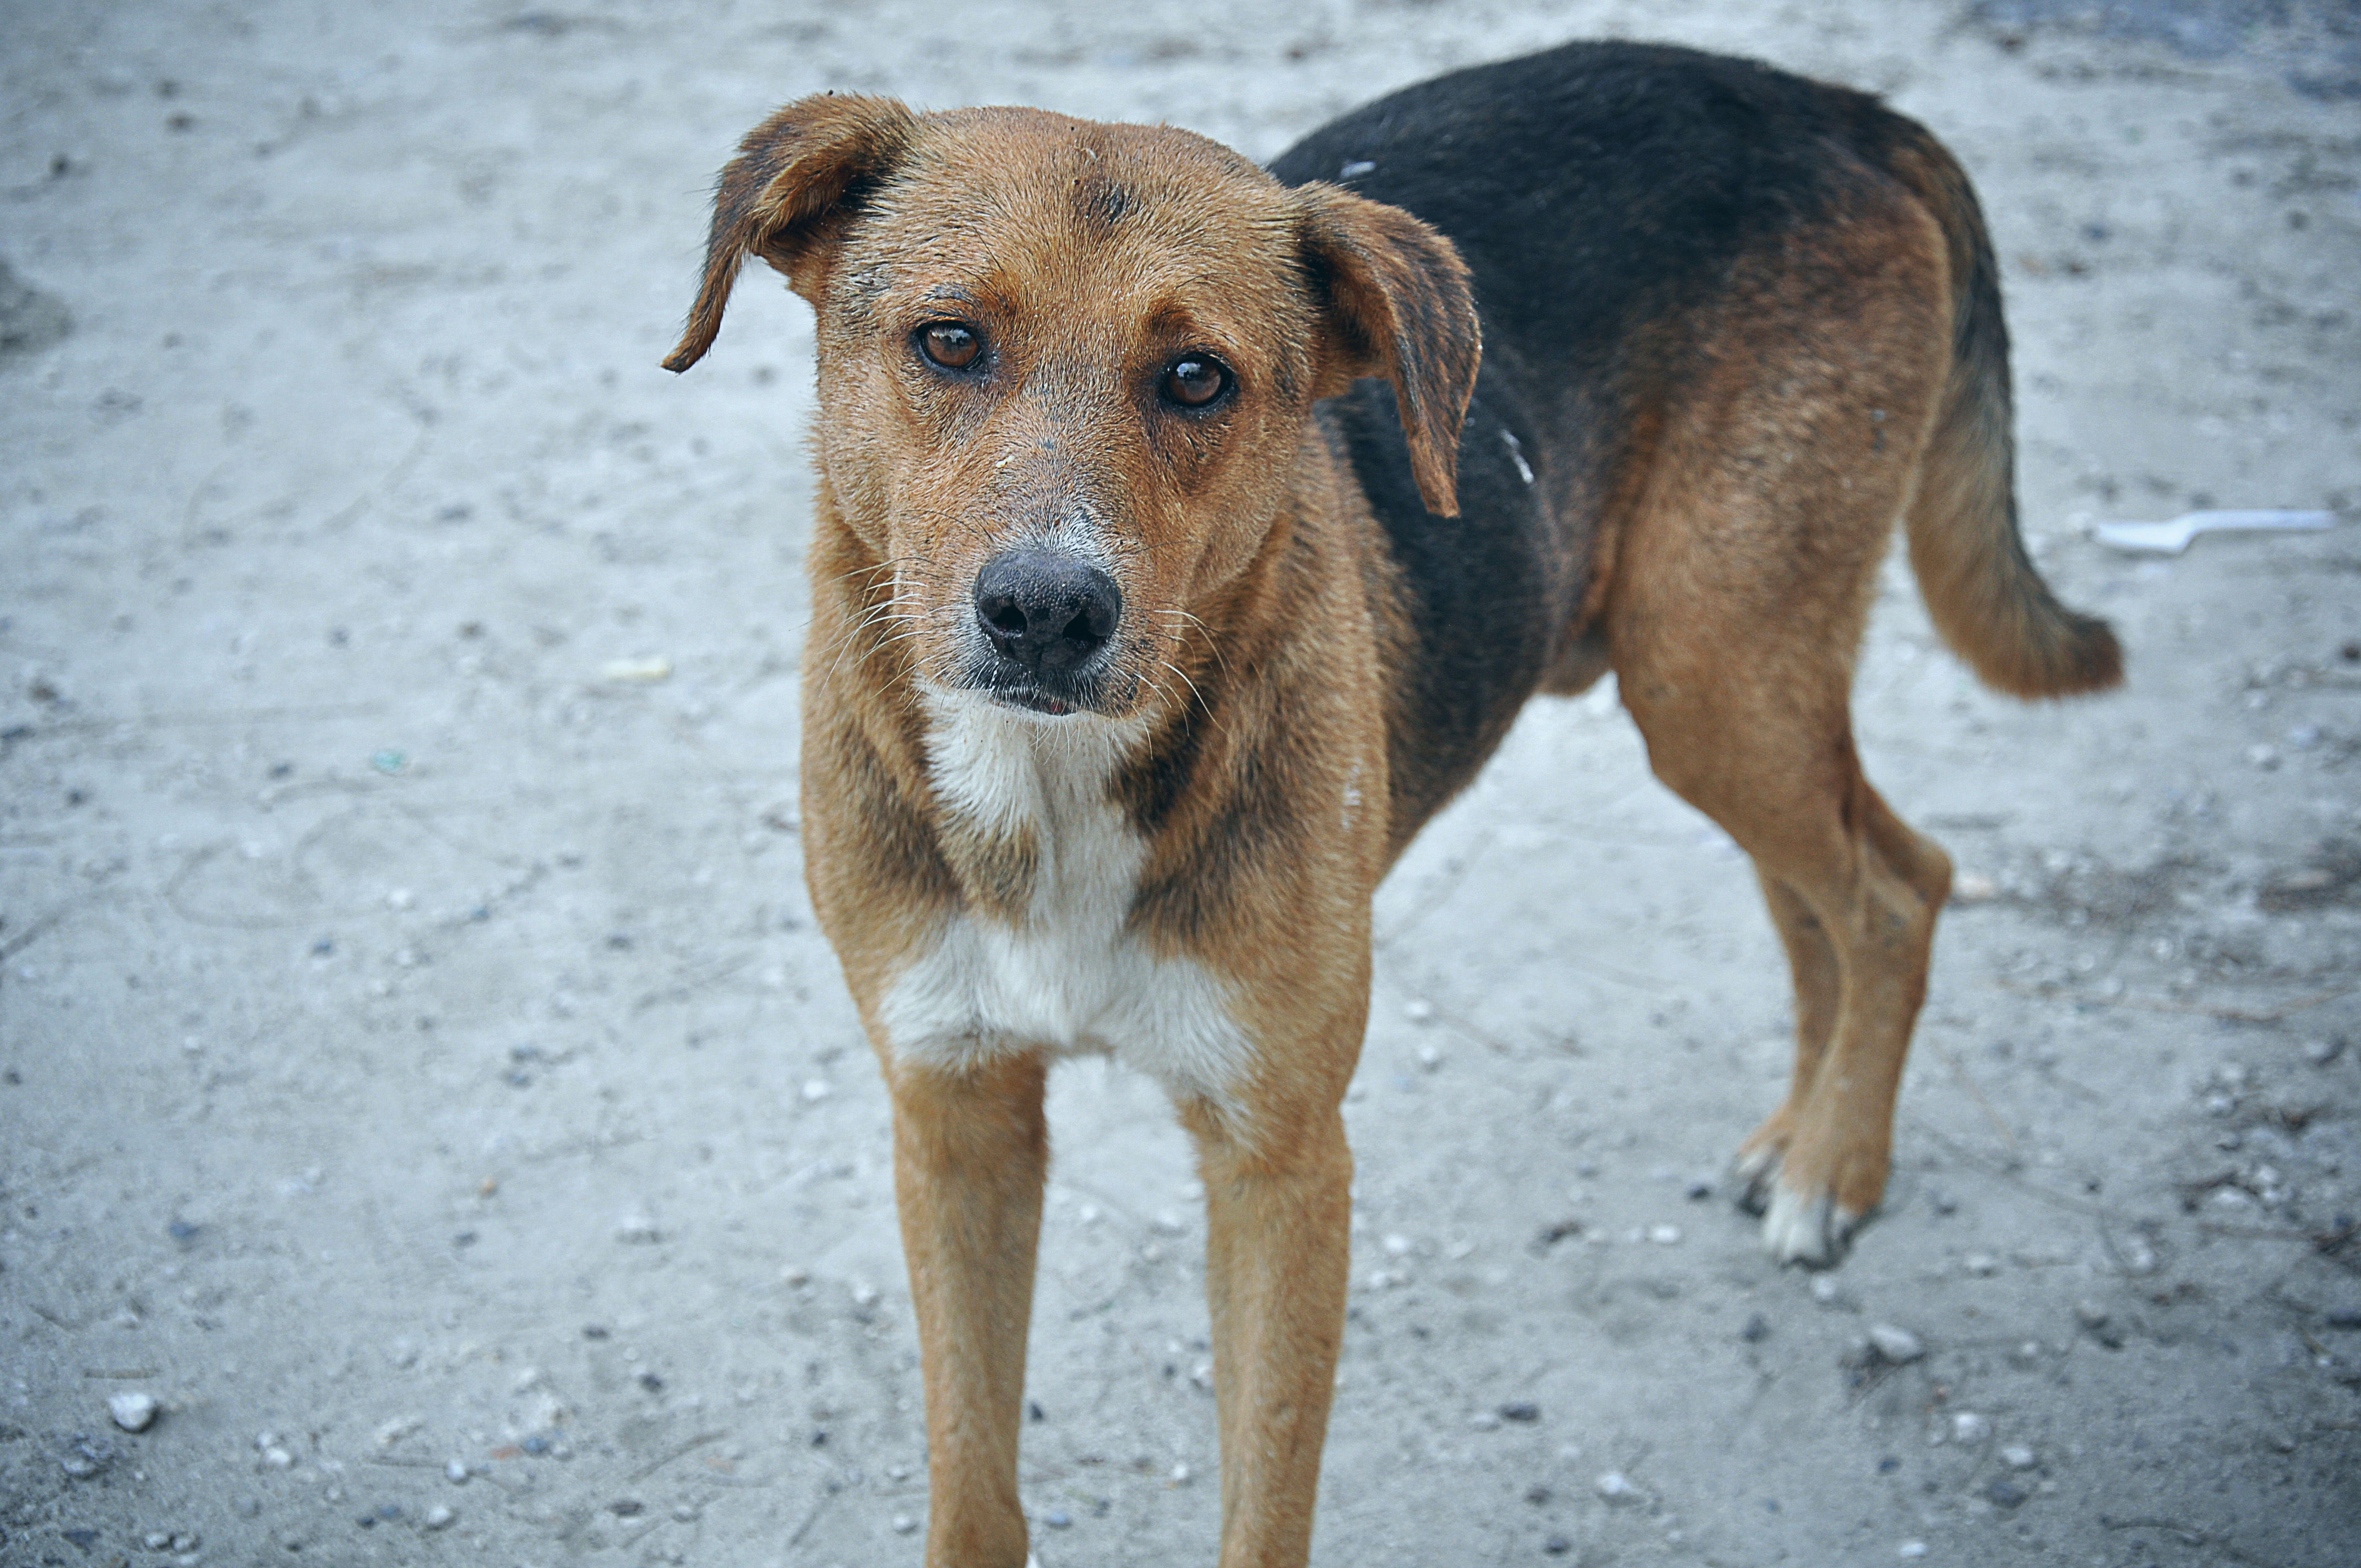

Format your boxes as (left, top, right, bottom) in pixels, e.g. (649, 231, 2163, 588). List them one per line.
(875, 690, 1253, 1107)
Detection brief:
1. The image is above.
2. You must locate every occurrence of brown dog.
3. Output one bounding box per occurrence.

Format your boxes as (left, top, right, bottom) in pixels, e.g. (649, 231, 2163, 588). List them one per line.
(665, 41, 2119, 1567)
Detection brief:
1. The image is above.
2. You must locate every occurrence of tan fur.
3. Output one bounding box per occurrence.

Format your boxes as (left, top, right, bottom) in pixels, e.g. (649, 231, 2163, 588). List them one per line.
(666, 90, 2115, 1568)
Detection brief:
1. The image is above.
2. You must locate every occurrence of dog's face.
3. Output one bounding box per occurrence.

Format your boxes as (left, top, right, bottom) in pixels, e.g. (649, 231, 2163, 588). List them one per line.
(666, 96, 1478, 721)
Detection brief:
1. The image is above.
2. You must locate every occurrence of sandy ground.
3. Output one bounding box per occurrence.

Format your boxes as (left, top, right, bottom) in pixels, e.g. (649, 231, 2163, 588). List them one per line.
(4, 1, 2360, 1565)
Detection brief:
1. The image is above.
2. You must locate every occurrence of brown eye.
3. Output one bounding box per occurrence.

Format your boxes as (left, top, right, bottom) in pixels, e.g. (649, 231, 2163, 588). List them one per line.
(918, 322, 981, 371)
(1160, 355, 1230, 409)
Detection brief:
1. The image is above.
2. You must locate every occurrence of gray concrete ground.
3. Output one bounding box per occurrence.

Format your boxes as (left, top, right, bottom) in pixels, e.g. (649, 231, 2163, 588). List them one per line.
(4, 1, 2359, 1565)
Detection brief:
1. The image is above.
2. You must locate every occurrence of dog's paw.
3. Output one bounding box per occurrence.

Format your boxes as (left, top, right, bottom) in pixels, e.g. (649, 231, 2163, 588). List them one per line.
(1758, 1177, 1865, 1268)
(1731, 1143, 1781, 1217)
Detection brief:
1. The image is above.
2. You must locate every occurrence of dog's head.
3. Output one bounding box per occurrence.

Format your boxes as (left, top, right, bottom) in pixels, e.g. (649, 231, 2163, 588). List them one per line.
(667, 95, 1478, 720)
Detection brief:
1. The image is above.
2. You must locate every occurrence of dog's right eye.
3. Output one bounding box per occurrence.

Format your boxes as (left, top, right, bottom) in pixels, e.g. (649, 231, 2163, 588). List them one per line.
(917, 323, 982, 371)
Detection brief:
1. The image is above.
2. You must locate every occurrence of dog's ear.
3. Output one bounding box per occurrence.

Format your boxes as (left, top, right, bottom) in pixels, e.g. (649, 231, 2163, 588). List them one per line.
(1292, 186, 1481, 516)
(663, 94, 918, 373)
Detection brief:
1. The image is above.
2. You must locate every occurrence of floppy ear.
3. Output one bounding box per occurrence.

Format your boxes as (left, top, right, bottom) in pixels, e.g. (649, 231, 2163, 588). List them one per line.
(1292, 185, 1481, 516)
(662, 93, 918, 373)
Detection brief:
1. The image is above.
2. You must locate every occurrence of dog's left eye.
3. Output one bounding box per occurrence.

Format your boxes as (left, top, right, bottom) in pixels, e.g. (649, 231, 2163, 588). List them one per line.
(1159, 355, 1232, 410)
(917, 322, 983, 371)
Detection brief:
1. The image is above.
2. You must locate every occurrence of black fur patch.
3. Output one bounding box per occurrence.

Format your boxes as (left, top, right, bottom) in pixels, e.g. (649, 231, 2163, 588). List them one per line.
(1073, 168, 1130, 231)
(1268, 40, 1931, 842)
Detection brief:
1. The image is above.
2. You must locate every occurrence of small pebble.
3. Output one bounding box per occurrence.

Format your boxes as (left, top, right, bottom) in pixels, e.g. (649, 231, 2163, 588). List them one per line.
(1684, 1177, 1714, 1201)
(1648, 1224, 1681, 1245)
(1500, 1401, 1541, 1424)
(2306, 1037, 2346, 1066)
(800, 1079, 831, 1102)
(614, 1212, 660, 1244)
(1596, 1471, 1636, 1501)
(171, 1533, 199, 1552)
(1469, 1411, 1503, 1430)
(1043, 1511, 1071, 1528)
(109, 1391, 160, 1432)
(1984, 1478, 2029, 1509)
(1963, 1253, 1998, 1277)
(851, 1281, 882, 1309)
(1415, 1042, 1442, 1069)
(424, 1505, 454, 1529)
(146, 1533, 173, 1550)
(1169, 1461, 1193, 1484)
(1898, 1543, 1929, 1560)
(2073, 1300, 2110, 1329)
(1543, 1536, 1572, 1556)
(1951, 1411, 1989, 1444)
(2000, 1444, 2037, 1470)
(1809, 1276, 1840, 1304)
(891, 1513, 917, 1534)
(1868, 1324, 1924, 1363)
(1403, 998, 1435, 1023)
(445, 1458, 469, 1483)
(1382, 1233, 1414, 1257)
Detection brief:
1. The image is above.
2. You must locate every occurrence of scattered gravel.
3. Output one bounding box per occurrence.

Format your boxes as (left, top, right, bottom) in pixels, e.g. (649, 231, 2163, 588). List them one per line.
(107, 1390, 159, 1432)
(1985, 1477, 2031, 1509)
(1868, 1324, 1925, 1363)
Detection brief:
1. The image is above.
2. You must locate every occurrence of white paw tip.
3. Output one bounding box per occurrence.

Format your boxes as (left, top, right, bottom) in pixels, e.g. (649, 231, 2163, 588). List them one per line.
(1761, 1183, 1862, 1266)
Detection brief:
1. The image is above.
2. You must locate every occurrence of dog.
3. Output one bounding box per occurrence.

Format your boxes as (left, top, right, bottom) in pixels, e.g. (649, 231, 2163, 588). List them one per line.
(663, 39, 2121, 1567)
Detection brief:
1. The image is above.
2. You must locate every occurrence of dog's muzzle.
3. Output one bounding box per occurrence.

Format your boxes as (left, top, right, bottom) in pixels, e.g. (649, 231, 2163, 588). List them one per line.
(971, 548, 1122, 713)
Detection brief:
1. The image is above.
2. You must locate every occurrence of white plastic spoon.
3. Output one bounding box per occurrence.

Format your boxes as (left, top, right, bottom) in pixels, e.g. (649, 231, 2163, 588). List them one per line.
(2087, 509, 2333, 555)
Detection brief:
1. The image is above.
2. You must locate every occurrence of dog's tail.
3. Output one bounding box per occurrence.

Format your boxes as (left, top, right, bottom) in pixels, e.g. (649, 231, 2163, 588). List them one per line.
(1875, 119, 2123, 699)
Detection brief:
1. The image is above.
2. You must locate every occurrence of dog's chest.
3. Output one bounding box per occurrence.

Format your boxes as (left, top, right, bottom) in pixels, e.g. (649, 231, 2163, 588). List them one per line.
(875, 696, 1250, 1103)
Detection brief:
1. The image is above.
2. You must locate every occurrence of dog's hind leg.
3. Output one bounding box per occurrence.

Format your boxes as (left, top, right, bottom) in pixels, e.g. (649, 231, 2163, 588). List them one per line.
(1599, 190, 1956, 1265)
(1613, 617, 1952, 1266)
(888, 1052, 1049, 1568)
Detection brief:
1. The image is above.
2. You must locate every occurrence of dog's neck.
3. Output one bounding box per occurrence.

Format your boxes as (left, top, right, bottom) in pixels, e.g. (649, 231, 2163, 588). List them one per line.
(918, 682, 1149, 874)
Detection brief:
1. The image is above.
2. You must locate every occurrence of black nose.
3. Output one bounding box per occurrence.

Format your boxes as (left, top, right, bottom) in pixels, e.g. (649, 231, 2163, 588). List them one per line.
(973, 549, 1122, 678)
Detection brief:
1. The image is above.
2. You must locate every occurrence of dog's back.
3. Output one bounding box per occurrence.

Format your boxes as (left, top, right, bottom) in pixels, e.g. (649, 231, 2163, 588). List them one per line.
(1272, 41, 2119, 843)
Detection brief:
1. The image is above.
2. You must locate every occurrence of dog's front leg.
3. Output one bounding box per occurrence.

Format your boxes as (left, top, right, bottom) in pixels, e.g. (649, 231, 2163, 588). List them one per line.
(1188, 1091, 1354, 1568)
(890, 1052, 1048, 1568)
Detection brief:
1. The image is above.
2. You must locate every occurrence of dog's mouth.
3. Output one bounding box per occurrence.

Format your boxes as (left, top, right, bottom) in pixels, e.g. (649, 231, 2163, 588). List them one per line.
(992, 685, 1079, 717)
(960, 650, 1133, 720)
